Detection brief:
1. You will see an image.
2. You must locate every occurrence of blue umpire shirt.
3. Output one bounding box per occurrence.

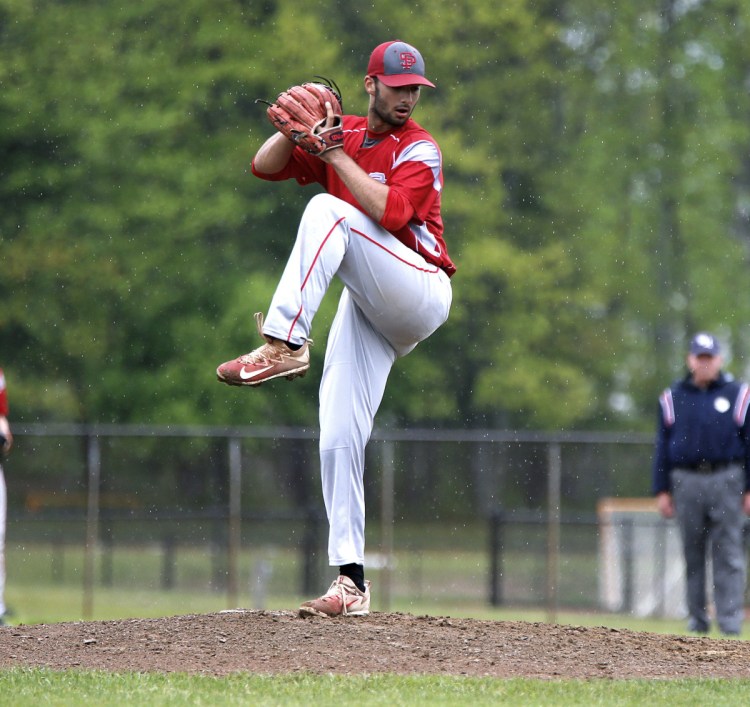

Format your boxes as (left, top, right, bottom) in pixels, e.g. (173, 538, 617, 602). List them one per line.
(652, 371, 750, 495)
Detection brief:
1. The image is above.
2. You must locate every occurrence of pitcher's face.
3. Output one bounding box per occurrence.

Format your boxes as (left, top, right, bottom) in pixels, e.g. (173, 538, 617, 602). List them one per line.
(366, 77, 421, 131)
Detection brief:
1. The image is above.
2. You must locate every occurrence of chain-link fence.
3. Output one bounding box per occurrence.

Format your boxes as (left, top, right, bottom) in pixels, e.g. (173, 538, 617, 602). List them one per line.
(7, 423, 697, 620)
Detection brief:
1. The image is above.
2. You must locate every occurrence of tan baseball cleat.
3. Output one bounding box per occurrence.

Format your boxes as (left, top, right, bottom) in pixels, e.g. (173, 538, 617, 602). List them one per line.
(299, 575, 371, 618)
(216, 313, 311, 387)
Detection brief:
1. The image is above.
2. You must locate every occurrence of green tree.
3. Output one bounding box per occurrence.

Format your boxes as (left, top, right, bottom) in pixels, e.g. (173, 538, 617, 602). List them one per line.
(557, 0, 750, 425)
(0, 0, 338, 425)
(3, 0, 749, 434)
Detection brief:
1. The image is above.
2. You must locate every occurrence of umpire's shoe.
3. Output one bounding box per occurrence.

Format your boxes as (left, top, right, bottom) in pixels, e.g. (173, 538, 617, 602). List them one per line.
(216, 313, 310, 387)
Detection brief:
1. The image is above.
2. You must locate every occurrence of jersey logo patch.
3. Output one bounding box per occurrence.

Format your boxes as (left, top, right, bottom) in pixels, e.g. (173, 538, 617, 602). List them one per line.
(714, 397, 731, 413)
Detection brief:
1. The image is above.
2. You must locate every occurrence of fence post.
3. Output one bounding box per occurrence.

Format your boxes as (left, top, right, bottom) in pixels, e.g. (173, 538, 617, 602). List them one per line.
(380, 439, 395, 612)
(227, 437, 242, 608)
(211, 513, 226, 591)
(489, 508, 504, 606)
(302, 506, 324, 595)
(100, 521, 113, 587)
(655, 517, 667, 616)
(546, 442, 561, 624)
(622, 517, 634, 613)
(83, 433, 101, 620)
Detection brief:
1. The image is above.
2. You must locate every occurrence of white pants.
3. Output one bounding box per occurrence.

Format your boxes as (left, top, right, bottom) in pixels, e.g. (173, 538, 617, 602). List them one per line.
(264, 194, 452, 566)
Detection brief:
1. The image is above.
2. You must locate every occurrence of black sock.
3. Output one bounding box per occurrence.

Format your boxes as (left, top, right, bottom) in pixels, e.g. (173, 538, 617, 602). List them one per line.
(339, 563, 366, 593)
(286, 341, 302, 351)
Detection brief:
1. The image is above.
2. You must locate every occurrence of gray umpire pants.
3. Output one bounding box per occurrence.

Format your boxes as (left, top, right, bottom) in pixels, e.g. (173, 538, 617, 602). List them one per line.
(671, 463, 746, 634)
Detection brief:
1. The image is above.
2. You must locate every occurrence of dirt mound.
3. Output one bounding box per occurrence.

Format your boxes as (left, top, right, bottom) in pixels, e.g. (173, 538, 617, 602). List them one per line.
(2, 610, 750, 679)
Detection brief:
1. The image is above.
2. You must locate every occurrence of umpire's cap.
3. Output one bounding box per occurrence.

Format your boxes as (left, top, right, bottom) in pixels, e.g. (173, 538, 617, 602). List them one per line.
(367, 41, 436, 88)
(690, 332, 721, 356)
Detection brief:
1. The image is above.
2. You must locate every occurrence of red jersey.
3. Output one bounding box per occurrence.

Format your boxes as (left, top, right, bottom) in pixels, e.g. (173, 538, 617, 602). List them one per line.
(252, 115, 456, 277)
(0, 369, 7, 417)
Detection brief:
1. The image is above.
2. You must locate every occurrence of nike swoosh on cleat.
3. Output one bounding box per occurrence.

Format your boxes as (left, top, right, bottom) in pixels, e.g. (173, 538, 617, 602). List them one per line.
(239, 365, 274, 380)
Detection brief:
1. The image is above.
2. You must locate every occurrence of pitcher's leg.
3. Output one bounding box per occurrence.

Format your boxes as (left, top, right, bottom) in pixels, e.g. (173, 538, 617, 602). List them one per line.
(263, 192, 451, 352)
(217, 195, 358, 386)
(336, 228, 452, 355)
(319, 291, 396, 566)
(264, 193, 350, 345)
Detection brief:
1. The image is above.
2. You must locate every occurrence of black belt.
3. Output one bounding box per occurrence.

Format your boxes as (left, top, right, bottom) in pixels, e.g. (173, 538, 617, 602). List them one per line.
(683, 460, 737, 473)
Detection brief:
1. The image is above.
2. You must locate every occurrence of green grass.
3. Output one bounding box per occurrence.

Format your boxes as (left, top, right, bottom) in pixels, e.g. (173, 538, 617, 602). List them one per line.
(1, 670, 750, 706)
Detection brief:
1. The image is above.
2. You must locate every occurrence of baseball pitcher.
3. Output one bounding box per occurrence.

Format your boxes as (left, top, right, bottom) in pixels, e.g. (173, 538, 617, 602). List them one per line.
(216, 40, 455, 616)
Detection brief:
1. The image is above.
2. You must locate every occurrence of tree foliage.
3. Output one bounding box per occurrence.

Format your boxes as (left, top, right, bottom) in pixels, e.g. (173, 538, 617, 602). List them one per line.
(1, 0, 749, 431)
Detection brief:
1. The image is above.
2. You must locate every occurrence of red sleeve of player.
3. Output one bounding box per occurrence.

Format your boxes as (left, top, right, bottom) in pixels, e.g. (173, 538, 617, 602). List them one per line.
(251, 149, 326, 187)
(378, 142, 441, 232)
(0, 369, 8, 417)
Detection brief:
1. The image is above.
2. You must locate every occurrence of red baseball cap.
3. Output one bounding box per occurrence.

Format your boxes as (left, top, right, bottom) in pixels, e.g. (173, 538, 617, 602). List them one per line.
(367, 41, 436, 88)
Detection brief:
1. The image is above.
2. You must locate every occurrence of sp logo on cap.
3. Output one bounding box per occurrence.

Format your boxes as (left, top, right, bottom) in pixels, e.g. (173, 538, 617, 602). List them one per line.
(367, 40, 436, 88)
(400, 52, 418, 71)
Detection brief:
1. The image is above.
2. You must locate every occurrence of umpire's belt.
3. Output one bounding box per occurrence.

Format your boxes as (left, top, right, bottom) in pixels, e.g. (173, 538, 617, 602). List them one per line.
(683, 460, 738, 473)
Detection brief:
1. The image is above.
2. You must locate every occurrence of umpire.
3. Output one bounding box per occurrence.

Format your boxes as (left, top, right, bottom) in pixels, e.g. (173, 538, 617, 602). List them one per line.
(653, 332, 750, 635)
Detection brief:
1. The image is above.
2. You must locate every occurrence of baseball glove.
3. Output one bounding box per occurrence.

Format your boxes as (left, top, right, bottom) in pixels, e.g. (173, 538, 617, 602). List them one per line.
(260, 78, 344, 155)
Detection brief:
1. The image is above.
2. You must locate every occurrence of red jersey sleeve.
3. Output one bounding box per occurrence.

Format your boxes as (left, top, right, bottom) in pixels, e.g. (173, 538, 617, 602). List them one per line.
(379, 136, 455, 276)
(379, 154, 439, 232)
(251, 148, 326, 186)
